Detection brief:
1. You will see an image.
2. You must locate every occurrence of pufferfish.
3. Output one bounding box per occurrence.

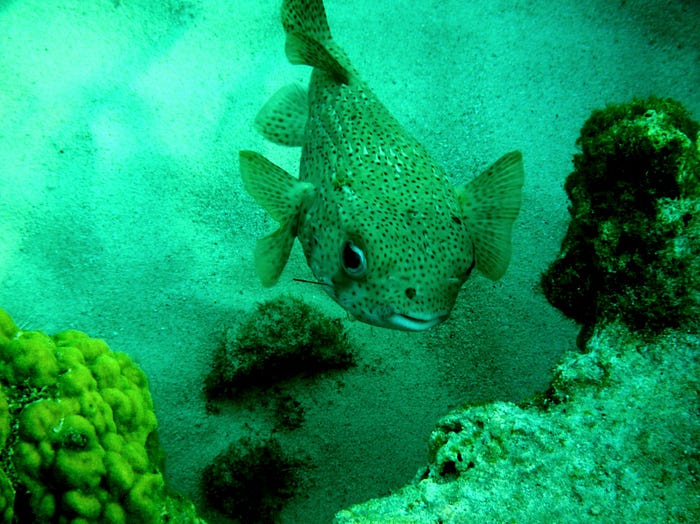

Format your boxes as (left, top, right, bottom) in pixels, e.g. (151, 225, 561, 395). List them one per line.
(240, 0, 524, 331)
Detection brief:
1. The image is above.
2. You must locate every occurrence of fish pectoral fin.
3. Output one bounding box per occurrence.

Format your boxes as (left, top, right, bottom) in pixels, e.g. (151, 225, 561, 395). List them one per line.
(240, 150, 315, 224)
(457, 150, 524, 280)
(255, 225, 296, 287)
(255, 84, 308, 147)
(240, 150, 315, 286)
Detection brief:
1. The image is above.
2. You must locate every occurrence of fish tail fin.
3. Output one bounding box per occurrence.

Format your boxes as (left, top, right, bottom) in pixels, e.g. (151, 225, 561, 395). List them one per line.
(240, 150, 315, 286)
(282, 0, 332, 43)
(457, 151, 524, 280)
(281, 0, 351, 83)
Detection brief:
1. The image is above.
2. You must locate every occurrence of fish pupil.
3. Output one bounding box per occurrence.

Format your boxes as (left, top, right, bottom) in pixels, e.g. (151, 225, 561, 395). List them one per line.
(342, 241, 367, 277)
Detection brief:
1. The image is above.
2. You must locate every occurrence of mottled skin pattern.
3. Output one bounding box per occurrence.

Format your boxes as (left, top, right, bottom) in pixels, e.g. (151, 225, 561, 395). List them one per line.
(241, 0, 522, 330)
(298, 67, 475, 327)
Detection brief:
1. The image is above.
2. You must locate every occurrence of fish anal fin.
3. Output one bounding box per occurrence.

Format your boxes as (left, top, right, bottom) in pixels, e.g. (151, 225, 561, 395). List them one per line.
(240, 150, 315, 224)
(255, 226, 296, 287)
(240, 150, 315, 285)
(457, 151, 524, 280)
(255, 84, 308, 147)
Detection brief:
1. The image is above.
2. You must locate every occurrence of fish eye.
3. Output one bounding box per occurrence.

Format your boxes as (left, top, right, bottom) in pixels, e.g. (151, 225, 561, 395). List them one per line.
(341, 240, 367, 277)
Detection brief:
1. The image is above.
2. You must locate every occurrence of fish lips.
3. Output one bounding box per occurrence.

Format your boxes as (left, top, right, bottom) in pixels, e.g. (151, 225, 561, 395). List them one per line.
(384, 311, 449, 331)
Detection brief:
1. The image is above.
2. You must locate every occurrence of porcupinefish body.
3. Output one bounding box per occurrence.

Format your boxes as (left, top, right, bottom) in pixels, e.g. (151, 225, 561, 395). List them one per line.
(240, 0, 524, 331)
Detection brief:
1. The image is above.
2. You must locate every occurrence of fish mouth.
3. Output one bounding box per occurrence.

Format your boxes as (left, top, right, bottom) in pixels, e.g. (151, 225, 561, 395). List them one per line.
(385, 312, 448, 331)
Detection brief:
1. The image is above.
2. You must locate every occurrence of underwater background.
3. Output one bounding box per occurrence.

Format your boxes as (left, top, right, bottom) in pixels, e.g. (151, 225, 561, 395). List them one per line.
(0, 0, 698, 522)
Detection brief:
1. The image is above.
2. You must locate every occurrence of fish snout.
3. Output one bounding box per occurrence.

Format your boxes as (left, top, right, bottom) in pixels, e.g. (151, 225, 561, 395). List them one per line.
(374, 277, 458, 330)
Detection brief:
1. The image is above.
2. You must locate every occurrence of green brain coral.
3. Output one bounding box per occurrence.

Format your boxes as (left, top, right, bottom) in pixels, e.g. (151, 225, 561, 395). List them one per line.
(0, 308, 205, 523)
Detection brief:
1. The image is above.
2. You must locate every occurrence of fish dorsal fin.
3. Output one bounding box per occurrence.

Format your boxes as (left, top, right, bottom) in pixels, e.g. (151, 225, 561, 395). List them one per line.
(281, 0, 350, 84)
(456, 151, 524, 280)
(285, 32, 350, 84)
(254, 83, 308, 147)
(240, 150, 315, 286)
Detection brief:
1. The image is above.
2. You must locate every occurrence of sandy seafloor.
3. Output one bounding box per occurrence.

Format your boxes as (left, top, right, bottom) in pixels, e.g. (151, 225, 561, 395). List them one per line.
(0, 0, 698, 522)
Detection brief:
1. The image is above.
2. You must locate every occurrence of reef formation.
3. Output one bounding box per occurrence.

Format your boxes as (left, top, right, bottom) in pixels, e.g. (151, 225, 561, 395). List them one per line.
(541, 96, 699, 333)
(336, 321, 698, 522)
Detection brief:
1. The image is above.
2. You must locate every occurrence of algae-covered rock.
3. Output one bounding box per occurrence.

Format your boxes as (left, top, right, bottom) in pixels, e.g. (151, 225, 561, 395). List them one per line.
(0, 307, 207, 523)
(201, 435, 306, 524)
(335, 322, 699, 523)
(541, 96, 700, 332)
(204, 295, 355, 399)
